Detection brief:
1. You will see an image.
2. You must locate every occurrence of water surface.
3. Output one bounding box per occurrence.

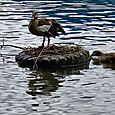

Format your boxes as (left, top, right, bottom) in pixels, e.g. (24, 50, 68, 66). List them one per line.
(0, 0, 115, 114)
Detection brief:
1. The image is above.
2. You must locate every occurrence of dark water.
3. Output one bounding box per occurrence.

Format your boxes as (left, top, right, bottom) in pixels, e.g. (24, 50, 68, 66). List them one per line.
(0, 0, 115, 114)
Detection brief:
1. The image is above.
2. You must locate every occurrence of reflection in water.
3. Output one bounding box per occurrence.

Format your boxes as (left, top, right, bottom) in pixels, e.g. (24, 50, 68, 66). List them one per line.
(26, 67, 82, 96)
(0, 53, 5, 63)
(102, 63, 115, 70)
(26, 71, 61, 96)
(92, 61, 115, 70)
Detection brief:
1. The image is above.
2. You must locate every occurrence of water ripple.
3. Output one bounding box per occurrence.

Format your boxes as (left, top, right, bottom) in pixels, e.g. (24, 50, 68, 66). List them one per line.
(0, 0, 115, 114)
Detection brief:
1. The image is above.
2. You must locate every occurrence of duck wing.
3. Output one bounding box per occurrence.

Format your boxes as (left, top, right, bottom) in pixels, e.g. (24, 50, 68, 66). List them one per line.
(38, 25, 51, 32)
(37, 19, 66, 37)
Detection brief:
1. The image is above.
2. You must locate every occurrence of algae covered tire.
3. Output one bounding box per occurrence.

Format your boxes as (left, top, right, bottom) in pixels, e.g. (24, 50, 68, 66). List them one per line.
(15, 45, 90, 69)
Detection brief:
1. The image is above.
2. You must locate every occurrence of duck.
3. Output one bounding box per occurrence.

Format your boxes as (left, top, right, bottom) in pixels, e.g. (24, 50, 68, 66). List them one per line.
(91, 50, 115, 64)
(29, 11, 66, 49)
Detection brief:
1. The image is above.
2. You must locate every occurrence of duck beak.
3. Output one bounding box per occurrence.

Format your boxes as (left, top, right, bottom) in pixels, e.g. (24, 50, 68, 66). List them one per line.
(32, 14, 35, 19)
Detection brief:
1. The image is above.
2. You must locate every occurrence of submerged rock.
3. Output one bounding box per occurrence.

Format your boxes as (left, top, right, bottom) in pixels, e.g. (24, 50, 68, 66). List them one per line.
(15, 45, 91, 69)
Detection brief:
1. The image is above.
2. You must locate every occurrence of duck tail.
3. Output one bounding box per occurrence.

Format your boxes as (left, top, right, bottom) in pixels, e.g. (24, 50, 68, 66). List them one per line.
(55, 22, 66, 35)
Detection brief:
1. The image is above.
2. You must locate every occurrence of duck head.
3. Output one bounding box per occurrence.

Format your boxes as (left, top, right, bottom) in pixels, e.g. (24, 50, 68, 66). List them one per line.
(90, 50, 103, 65)
(32, 11, 39, 19)
(91, 50, 103, 56)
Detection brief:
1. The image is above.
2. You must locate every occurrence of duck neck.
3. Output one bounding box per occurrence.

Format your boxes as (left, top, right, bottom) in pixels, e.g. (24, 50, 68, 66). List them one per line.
(34, 17, 38, 20)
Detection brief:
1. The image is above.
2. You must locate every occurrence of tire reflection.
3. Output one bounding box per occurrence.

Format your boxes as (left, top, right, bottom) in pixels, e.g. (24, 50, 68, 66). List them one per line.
(26, 66, 85, 96)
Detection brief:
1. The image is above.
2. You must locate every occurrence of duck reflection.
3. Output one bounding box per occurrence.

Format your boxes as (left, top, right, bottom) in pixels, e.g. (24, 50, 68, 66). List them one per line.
(26, 67, 83, 96)
(26, 71, 62, 96)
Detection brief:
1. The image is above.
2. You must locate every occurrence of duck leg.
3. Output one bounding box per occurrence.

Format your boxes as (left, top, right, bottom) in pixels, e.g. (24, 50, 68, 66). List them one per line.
(43, 37, 51, 50)
(47, 37, 50, 48)
(41, 36, 46, 49)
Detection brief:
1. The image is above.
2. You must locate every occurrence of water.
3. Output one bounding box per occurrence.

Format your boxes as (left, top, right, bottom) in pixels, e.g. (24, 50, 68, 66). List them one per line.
(0, 0, 115, 114)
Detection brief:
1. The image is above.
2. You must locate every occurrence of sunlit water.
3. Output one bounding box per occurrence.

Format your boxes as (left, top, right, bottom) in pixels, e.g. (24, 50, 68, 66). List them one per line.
(0, 0, 115, 114)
